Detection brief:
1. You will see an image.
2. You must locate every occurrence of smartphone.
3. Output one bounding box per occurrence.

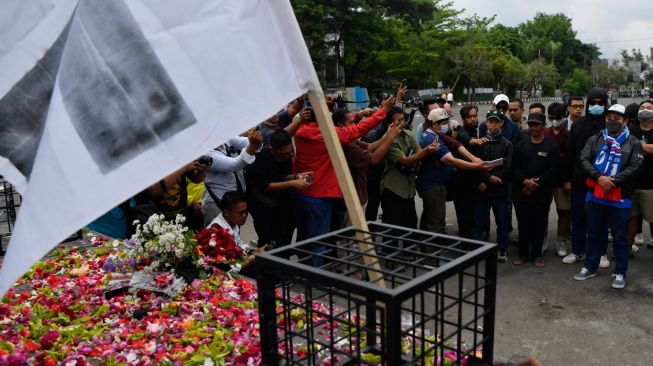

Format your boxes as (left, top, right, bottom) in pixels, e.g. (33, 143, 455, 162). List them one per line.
(486, 158, 504, 168)
(305, 172, 314, 184)
(400, 79, 408, 88)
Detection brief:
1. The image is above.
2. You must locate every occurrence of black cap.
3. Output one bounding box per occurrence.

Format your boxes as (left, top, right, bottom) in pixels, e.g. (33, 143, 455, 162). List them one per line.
(526, 112, 546, 125)
(486, 110, 504, 121)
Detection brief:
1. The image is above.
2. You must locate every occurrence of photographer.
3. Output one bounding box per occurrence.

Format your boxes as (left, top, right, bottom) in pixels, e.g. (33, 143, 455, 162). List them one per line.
(201, 129, 263, 225)
(379, 107, 440, 235)
(246, 130, 312, 247)
(292, 94, 394, 265)
(146, 160, 208, 231)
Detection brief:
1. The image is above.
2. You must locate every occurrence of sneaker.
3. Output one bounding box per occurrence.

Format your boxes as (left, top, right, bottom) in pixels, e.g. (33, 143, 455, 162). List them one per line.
(599, 255, 610, 268)
(634, 233, 645, 245)
(562, 253, 583, 264)
(497, 250, 508, 263)
(647, 240, 653, 249)
(556, 242, 567, 257)
(611, 274, 626, 289)
(574, 267, 596, 281)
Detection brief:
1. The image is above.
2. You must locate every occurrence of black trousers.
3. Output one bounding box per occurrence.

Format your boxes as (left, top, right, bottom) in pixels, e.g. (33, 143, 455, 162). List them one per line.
(514, 200, 548, 259)
(250, 201, 295, 247)
(365, 164, 385, 221)
(380, 188, 417, 255)
(453, 181, 475, 238)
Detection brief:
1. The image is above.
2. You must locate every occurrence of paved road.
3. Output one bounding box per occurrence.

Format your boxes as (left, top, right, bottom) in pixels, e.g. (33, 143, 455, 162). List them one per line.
(241, 96, 653, 365)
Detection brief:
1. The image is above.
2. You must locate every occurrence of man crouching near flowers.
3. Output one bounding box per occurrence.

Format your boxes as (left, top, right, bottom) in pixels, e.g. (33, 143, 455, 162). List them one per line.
(208, 190, 267, 276)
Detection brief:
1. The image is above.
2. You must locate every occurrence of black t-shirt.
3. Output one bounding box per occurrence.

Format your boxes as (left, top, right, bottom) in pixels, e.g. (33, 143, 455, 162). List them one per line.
(629, 125, 653, 189)
(512, 138, 560, 203)
(245, 150, 292, 207)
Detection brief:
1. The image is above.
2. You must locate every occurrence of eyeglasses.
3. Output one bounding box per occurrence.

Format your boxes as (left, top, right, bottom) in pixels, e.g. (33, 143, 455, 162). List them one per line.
(588, 100, 604, 106)
(569, 104, 585, 109)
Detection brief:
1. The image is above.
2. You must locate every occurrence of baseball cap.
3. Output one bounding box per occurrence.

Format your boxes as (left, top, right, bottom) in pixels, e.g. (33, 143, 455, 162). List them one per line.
(607, 104, 625, 116)
(428, 108, 450, 123)
(493, 94, 509, 105)
(526, 112, 546, 125)
(486, 110, 504, 122)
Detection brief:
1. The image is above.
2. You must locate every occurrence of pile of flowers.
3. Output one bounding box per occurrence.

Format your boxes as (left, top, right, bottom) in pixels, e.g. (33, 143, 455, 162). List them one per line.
(0, 214, 480, 365)
(0, 236, 262, 365)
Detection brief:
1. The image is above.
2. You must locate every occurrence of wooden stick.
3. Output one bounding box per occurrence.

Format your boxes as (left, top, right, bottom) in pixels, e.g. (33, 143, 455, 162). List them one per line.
(307, 90, 386, 288)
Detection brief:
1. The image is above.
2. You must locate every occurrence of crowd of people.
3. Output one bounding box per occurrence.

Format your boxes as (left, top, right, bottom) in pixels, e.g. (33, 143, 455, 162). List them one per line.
(87, 87, 653, 290)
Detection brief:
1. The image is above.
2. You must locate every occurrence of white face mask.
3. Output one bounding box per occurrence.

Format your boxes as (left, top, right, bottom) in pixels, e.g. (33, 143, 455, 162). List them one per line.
(440, 123, 449, 134)
(551, 119, 563, 128)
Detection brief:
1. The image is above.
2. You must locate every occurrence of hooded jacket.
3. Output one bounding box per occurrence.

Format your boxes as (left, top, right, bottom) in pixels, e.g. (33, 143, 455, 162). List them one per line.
(563, 88, 608, 185)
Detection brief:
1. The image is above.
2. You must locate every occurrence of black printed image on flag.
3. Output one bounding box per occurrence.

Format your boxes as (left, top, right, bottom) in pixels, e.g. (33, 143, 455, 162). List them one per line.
(58, 0, 197, 173)
(0, 22, 70, 180)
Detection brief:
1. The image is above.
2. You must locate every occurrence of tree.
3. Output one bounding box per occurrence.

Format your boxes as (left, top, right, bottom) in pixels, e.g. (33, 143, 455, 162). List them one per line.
(290, 0, 448, 86)
(561, 69, 592, 96)
(518, 13, 599, 78)
(525, 60, 559, 97)
(594, 62, 629, 89)
(491, 54, 527, 97)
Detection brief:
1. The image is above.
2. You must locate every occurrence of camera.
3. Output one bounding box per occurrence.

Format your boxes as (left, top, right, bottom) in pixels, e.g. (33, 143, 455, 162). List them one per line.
(198, 155, 213, 166)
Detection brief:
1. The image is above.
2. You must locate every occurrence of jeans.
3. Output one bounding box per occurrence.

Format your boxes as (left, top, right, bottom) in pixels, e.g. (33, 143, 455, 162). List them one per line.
(473, 195, 509, 251)
(570, 185, 588, 256)
(294, 195, 332, 266)
(585, 201, 630, 275)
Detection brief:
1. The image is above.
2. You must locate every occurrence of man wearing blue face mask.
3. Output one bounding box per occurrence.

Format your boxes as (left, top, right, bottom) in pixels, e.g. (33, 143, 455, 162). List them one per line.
(574, 104, 643, 288)
(562, 88, 608, 265)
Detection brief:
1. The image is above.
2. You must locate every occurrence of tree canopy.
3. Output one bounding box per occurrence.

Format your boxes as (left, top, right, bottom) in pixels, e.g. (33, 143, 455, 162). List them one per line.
(291, 1, 622, 96)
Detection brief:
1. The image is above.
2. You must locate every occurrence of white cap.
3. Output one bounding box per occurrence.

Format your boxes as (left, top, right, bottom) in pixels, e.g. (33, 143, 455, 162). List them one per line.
(493, 94, 509, 105)
(428, 108, 450, 123)
(607, 104, 625, 116)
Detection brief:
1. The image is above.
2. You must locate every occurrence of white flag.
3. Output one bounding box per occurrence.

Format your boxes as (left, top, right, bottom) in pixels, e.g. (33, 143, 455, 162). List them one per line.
(0, 0, 320, 294)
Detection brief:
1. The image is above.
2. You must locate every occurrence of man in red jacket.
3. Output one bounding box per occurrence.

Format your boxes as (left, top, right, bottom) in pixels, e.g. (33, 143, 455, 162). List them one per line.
(292, 95, 395, 264)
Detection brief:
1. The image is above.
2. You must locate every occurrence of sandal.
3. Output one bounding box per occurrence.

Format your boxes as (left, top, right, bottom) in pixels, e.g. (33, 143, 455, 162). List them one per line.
(534, 258, 546, 267)
(512, 257, 529, 265)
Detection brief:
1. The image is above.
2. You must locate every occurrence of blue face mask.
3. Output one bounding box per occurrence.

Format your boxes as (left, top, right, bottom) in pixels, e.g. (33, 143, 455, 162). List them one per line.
(588, 105, 605, 116)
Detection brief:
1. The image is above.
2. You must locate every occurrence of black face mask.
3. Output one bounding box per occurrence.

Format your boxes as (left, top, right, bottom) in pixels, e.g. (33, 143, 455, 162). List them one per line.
(606, 120, 622, 134)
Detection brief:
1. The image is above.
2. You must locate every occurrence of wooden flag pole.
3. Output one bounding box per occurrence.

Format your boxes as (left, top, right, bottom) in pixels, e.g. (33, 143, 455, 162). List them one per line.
(307, 90, 386, 288)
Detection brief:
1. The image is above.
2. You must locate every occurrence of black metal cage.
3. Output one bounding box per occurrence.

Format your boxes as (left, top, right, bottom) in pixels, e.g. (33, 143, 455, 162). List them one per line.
(256, 222, 497, 366)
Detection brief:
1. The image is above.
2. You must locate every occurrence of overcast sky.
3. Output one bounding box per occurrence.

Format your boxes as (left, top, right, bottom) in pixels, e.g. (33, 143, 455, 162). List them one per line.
(453, 0, 653, 60)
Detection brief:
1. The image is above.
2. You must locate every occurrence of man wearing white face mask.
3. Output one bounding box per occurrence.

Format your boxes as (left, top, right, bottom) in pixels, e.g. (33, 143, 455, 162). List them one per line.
(628, 100, 653, 250)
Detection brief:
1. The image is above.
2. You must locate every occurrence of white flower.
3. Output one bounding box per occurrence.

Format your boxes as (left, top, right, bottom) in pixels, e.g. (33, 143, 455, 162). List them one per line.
(208, 239, 216, 247)
(204, 358, 215, 366)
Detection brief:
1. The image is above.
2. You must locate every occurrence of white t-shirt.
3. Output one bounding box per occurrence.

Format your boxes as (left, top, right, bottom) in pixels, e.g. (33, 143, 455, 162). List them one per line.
(447, 93, 454, 102)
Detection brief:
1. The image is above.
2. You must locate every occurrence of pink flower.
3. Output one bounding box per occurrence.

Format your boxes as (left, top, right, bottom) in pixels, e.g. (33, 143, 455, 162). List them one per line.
(39, 329, 60, 350)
